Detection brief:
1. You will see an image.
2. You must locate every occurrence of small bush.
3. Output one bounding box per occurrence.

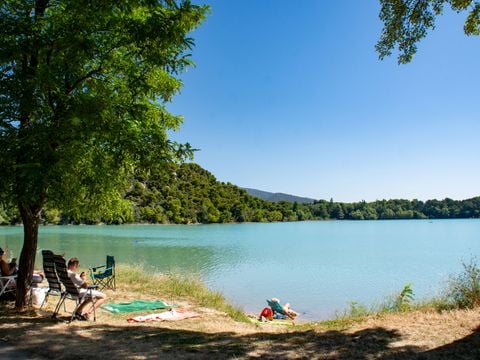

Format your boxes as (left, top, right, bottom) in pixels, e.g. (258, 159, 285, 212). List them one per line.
(446, 258, 480, 309)
(393, 283, 414, 312)
(347, 301, 371, 318)
(376, 283, 415, 313)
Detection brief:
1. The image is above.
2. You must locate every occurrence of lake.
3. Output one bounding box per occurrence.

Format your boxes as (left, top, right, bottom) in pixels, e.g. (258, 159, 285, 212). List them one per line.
(1, 219, 479, 320)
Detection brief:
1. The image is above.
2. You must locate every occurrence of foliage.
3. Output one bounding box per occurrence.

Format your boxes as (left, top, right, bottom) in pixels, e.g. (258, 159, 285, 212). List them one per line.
(0, 0, 208, 307)
(377, 0, 480, 63)
(0, 0, 208, 218)
(340, 283, 415, 321)
(336, 260, 480, 325)
(2, 162, 480, 225)
(346, 301, 372, 318)
(386, 283, 415, 312)
(0, 203, 19, 225)
(124, 163, 299, 224)
(445, 258, 480, 308)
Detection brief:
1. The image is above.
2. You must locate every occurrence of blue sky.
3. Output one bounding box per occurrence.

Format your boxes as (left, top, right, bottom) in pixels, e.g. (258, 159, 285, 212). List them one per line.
(168, 0, 480, 202)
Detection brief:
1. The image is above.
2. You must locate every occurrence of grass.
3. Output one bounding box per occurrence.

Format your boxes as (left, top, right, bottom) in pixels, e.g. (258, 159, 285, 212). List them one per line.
(111, 258, 480, 328)
(113, 264, 249, 322)
(320, 258, 480, 329)
(1, 261, 480, 359)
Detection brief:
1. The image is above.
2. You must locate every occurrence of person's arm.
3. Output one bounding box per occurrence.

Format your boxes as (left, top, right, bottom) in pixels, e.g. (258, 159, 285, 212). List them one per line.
(69, 270, 88, 288)
(80, 272, 88, 288)
(0, 259, 13, 276)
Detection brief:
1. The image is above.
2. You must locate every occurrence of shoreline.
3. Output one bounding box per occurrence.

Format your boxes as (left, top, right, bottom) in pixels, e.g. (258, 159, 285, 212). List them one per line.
(1, 265, 479, 359)
(2, 220, 479, 323)
(2, 217, 480, 228)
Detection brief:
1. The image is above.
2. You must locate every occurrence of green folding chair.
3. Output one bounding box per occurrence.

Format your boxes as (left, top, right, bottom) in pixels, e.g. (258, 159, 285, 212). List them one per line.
(90, 255, 116, 291)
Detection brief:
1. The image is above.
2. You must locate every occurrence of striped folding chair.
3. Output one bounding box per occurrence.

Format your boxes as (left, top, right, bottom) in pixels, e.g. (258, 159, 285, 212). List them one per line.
(40, 250, 65, 315)
(53, 254, 98, 322)
(0, 274, 16, 299)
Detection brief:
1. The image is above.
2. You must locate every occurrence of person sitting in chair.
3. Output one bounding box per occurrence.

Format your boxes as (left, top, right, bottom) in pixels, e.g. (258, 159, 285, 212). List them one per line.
(67, 257, 106, 320)
(0, 248, 17, 276)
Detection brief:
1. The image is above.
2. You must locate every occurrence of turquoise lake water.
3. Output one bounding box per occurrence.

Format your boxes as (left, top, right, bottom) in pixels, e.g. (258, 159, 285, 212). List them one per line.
(1, 219, 479, 320)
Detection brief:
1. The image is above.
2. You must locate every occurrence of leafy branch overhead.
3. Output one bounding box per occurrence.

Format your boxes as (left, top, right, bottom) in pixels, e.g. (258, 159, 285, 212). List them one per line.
(0, 0, 208, 216)
(376, 0, 480, 63)
(0, 0, 209, 308)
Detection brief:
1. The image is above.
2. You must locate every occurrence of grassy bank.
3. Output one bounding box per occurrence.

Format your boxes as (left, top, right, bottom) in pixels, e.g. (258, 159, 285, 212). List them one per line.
(112, 259, 480, 332)
(113, 264, 249, 322)
(309, 258, 480, 331)
(1, 262, 480, 359)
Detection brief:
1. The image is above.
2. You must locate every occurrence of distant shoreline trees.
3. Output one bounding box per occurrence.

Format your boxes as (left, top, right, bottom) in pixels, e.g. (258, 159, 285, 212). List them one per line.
(1, 163, 478, 225)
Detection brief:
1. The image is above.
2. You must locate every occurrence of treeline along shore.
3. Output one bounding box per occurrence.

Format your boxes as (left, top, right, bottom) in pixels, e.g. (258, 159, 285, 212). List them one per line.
(1, 163, 479, 225)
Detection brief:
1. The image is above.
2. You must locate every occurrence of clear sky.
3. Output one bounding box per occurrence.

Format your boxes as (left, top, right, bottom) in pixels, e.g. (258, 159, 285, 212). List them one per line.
(168, 0, 480, 202)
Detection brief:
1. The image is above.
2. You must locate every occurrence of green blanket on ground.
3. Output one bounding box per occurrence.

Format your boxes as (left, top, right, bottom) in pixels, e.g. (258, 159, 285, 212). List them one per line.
(102, 300, 176, 313)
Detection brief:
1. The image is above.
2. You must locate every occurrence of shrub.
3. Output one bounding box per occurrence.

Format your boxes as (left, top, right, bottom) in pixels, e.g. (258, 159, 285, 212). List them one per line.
(394, 283, 414, 311)
(446, 258, 480, 309)
(378, 283, 415, 313)
(347, 301, 371, 317)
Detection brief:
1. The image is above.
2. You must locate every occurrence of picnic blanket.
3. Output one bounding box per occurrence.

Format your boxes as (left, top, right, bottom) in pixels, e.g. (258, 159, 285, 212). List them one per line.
(127, 308, 200, 322)
(102, 300, 176, 313)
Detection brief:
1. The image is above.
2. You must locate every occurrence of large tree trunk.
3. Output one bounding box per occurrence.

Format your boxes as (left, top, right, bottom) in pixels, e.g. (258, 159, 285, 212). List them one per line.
(15, 203, 42, 309)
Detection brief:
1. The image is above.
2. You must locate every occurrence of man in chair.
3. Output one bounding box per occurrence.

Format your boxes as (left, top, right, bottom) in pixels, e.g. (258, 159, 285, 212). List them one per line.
(67, 257, 106, 320)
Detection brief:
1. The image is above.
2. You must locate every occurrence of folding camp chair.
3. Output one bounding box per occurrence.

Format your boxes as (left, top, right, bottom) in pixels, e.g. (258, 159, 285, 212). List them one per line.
(0, 274, 16, 299)
(53, 254, 99, 322)
(267, 299, 288, 319)
(90, 255, 115, 290)
(40, 250, 65, 314)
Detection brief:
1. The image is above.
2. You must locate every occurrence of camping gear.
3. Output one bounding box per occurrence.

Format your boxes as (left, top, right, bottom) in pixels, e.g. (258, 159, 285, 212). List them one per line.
(90, 255, 116, 290)
(267, 298, 286, 316)
(0, 275, 16, 299)
(41, 250, 64, 312)
(259, 307, 273, 321)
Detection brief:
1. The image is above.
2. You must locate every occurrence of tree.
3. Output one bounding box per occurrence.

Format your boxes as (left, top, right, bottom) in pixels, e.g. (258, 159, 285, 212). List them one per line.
(377, 0, 480, 63)
(0, 0, 208, 308)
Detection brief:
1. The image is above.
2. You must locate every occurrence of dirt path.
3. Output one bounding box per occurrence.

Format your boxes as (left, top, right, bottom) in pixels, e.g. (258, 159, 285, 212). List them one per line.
(1, 303, 479, 359)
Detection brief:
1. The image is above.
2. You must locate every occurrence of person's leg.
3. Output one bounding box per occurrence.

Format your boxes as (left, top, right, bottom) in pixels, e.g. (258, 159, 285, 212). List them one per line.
(88, 297, 106, 313)
(84, 291, 106, 316)
(76, 299, 92, 315)
(283, 303, 298, 319)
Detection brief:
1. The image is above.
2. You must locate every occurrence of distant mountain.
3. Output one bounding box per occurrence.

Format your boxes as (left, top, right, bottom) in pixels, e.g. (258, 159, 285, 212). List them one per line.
(243, 188, 316, 204)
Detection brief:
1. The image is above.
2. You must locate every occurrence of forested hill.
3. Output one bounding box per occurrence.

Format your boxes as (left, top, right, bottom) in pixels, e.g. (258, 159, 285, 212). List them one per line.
(243, 188, 316, 204)
(0, 163, 479, 225)
(124, 163, 285, 224)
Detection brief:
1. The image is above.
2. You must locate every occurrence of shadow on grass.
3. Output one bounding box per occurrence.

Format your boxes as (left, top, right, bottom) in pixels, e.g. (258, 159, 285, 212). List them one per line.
(420, 325, 480, 359)
(0, 309, 478, 359)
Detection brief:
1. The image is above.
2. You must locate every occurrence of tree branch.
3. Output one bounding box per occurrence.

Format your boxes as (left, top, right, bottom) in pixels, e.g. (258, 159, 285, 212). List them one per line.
(65, 67, 103, 95)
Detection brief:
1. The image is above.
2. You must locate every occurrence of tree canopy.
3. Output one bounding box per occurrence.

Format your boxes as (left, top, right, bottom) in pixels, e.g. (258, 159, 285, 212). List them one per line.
(0, 0, 208, 307)
(376, 0, 480, 63)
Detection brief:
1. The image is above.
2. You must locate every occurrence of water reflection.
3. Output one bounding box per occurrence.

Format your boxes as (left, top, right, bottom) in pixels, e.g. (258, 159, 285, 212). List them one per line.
(0, 226, 242, 280)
